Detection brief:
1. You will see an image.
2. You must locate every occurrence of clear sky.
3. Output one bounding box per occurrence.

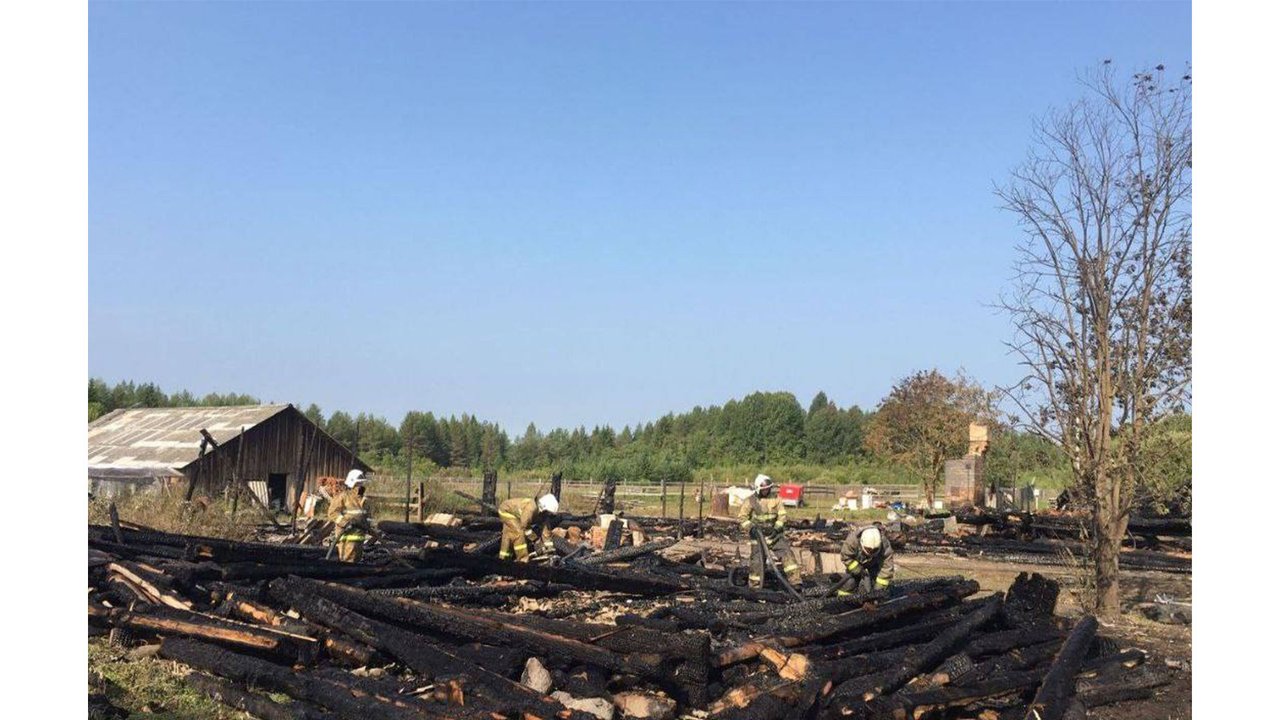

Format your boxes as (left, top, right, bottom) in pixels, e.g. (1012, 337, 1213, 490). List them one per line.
(89, 1, 1191, 432)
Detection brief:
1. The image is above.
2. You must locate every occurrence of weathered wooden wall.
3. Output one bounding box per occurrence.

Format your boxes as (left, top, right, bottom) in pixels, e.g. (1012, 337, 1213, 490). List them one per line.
(181, 407, 367, 500)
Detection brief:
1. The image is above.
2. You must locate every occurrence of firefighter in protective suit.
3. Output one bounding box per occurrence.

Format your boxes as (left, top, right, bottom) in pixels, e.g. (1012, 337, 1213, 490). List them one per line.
(329, 469, 373, 563)
(838, 525, 895, 595)
(738, 474, 802, 588)
(498, 494, 559, 562)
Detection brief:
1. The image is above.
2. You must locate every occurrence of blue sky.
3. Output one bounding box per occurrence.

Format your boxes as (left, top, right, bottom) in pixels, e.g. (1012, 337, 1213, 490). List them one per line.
(89, 1, 1191, 432)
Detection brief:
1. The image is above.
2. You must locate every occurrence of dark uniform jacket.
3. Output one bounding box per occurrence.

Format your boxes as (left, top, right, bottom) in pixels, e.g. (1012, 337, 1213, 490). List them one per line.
(839, 526, 896, 587)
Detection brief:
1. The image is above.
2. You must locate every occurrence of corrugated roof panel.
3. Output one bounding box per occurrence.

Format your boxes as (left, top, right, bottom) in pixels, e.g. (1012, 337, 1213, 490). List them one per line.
(86, 404, 291, 472)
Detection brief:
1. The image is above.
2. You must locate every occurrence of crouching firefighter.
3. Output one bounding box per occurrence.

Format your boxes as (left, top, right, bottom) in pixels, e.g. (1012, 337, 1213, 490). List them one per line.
(837, 525, 895, 595)
(498, 494, 560, 562)
(329, 469, 374, 563)
(738, 474, 802, 588)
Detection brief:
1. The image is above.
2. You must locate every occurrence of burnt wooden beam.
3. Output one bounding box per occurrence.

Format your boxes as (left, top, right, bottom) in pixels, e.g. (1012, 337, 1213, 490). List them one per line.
(962, 622, 1066, 657)
(417, 547, 690, 596)
(302, 578, 667, 679)
(92, 602, 317, 662)
(266, 577, 570, 718)
(859, 593, 1005, 699)
(184, 672, 332, 720)
(936, 639, 1062, 686)
(1021, 615, 1098, 720)
(842, 668, 1047, 720)
(715, 580, 980, 668)
(576, 538, 676, 566)
(160, 638, 444, 720)
(805, 602, 984, 661)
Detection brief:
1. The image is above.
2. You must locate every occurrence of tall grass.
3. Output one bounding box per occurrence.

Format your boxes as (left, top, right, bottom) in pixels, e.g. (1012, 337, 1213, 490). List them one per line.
(88, 492, 261, 540)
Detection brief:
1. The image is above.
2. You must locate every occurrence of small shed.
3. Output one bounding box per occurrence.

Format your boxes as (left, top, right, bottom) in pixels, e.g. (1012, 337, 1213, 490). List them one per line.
(87, 404, 369, 507)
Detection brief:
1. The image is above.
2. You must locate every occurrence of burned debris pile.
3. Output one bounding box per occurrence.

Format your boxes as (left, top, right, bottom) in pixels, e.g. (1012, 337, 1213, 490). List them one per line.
(781, 507, 1191, 576)
(90, 516, 1165, 720)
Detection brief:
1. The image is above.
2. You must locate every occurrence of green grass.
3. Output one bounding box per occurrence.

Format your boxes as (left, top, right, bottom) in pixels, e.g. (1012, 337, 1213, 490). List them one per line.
(89, 638, 242, 719)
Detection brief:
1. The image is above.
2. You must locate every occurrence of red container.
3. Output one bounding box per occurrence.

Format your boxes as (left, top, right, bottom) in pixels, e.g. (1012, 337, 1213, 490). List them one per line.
(778, 483, 804, 507)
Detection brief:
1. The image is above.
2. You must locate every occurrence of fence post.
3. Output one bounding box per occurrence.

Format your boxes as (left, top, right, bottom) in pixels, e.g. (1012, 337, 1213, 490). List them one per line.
(416, 482, 425, 522)
(660, 477, 667, 518)
(482, 471, 498, 511)
(698, 475, 706, 538)
(678, 480, 686, 540)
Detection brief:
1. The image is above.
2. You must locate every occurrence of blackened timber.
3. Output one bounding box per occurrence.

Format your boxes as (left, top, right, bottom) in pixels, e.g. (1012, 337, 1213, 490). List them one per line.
(184, 672, 332, 720)
(805, 603, 983, 661)
(341, 568, 464, 589)
(714, 580, 981, 667)
(418, 547, 689, 596)
(576, 538, 676, 566)
(215, 589, 376, 667)
(367, 582, 573, 602)
(266, 578, 568, 718)
(603, 519, 624, 551)
(861, 593, 1004, 699)
(461, 606, 713, 706)
(942, 640, 1063, 685)
(216, 561, 416, 582)
(842, 668, 1047, 720)
(302, 578, 667, 678)
(92, 603, 316, 661)
(1022, 615, 1099, 720)
(159, 638, 439, 720)
(469, 534, 502, 556)
(376, 520, 495, 545)
(962, 623, 1066, 657)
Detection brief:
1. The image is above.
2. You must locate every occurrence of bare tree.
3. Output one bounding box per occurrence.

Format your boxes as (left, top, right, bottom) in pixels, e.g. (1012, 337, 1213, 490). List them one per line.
(997, 64, 1191, 616)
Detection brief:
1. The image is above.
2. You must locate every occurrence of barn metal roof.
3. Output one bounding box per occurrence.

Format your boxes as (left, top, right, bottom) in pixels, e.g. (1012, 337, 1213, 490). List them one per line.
(87, 404, 292, 475)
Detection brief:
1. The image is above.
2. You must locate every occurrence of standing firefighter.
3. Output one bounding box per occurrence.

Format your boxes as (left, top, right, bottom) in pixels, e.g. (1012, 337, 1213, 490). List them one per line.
(738, 474, 802, 588)
(838, 525, 895, 595)
(329, 469, 373, 563)
(498, 494, 559, 562)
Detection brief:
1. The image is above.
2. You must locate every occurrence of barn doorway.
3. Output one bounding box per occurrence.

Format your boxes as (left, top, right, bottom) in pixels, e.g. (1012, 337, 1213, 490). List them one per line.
(267, 473, 288, 510)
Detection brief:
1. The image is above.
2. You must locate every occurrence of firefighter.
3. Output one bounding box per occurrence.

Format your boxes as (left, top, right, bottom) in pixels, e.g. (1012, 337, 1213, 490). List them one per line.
(838, 525, 895, 595)
(738, 474, 802, 588)
(498, 494, 559, 562)
(329, 469, 373, 563)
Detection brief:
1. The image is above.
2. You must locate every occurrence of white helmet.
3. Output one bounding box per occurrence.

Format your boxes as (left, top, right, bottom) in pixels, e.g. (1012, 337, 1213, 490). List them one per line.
(344, 469, 368, 488)
(860, 527, 882, 551)
(753, 474, 774, 492)
(537, 494, 560, 514)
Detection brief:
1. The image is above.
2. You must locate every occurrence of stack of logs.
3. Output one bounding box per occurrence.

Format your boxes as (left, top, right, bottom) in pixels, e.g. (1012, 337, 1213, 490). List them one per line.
(89, 519, 1167, 720)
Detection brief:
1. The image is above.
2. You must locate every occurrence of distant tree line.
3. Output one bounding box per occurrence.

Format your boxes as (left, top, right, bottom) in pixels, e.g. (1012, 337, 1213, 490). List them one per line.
(87, 375, 1181, 500)
(88, 378, 260, 422)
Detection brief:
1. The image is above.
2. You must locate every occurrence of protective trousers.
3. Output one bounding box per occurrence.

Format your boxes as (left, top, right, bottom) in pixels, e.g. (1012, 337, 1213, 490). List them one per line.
(749, 534, 801, 588)
(836, 558, 889, 596)
(499, 512, 531, 562)
(337, 539, 363, 563)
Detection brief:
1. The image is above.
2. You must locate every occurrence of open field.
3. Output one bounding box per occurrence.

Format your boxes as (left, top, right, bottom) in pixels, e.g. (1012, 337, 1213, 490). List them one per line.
(361, 476, 1060, 525)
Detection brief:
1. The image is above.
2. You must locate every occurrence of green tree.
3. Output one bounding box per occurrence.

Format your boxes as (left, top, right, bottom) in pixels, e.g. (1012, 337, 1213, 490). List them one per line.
(864, 370, 997, 505)
(303, 403, 326, 428)
(326, 411, 357, 451)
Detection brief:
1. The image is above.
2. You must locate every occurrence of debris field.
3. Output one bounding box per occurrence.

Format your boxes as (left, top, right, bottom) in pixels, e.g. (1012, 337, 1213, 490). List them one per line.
(88, 509, 1174, 720)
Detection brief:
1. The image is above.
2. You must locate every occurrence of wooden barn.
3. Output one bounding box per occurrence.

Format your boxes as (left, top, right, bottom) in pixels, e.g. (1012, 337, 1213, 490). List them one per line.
(87, 404, 369, 507)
